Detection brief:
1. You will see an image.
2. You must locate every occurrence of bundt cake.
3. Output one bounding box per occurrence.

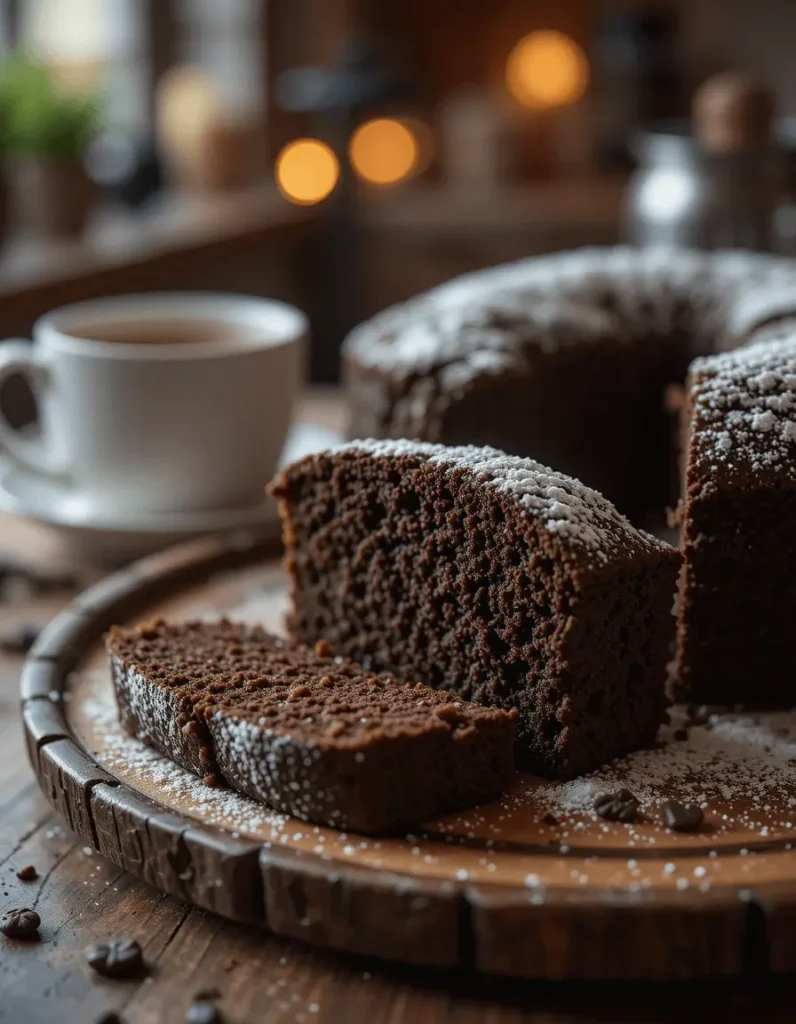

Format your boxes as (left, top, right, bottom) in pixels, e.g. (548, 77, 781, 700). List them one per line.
(343, 248, 796, 704)
(343, 248, 796, 521)
(270, 441, 680, 779)
(108, 619, 516, 832)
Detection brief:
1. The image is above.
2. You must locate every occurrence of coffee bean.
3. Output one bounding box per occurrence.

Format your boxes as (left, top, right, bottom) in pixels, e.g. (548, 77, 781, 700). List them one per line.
(1, 907, 40, 939)
(662, 801, 704, 833)
(594, 788, 639, 823)
(15, 864, 38, 881)
(86, 938, 144, 978)
(186, 1002, 222, 1024)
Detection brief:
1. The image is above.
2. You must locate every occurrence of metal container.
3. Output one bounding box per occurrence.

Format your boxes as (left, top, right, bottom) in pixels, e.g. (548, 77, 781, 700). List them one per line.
(624, 125, 789, 251)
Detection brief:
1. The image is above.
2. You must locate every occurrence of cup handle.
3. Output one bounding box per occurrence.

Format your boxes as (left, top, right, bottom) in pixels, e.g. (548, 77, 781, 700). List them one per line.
(0, 341, 68, 479)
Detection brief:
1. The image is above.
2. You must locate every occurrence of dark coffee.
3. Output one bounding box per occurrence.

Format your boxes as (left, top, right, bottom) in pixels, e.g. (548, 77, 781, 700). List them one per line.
(69, 319, 250, 346)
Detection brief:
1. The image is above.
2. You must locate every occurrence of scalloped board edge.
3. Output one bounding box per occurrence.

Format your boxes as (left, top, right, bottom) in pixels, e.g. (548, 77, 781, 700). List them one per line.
(18, 532, 796, 980)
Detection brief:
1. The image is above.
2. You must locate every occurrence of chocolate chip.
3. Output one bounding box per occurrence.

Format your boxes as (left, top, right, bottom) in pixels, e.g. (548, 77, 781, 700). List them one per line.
(1, 907, 40, 938)
(662, 801, 704, 833)
(15, 864, 38, 881)
(673, 728, 689, 741)
(186, 1002, 223, 1024)
(96, 1014, 123, 1024)
(594, 788, 639, 823)
(86, 938, 144, 978)
(541, 811, 558, 826)
(0, 623, 41, 653)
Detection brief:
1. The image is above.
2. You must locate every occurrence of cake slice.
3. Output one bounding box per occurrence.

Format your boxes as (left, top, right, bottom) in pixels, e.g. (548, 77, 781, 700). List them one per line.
(107, 619, 515, 832)
(676, 335, 796, 703)
(270, 440, 681, 779)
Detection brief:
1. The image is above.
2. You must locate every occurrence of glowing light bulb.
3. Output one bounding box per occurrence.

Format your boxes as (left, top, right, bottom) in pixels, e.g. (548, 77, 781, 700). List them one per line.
(506, 31, 589, 111)
(275, 139, 339, 205)
(350, 118, 419, 186)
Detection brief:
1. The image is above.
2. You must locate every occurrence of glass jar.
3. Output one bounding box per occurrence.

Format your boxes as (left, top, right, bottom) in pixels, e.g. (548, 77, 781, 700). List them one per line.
(624, 124, 788, 251)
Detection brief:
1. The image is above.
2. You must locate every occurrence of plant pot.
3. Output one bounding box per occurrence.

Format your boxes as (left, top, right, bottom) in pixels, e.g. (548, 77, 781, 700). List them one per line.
(12, 159, 95, 238)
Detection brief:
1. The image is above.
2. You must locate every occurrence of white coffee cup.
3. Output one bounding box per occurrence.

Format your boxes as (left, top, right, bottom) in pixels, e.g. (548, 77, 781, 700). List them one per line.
(0, 293, 306, 515)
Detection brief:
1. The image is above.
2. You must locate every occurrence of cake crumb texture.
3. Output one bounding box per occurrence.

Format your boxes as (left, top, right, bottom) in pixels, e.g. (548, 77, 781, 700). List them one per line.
(271, 441, 681, 779)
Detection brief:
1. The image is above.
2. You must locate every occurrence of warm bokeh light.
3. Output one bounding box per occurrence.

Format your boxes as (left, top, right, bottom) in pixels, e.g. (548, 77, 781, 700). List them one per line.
(349, 118, 419, 186)
(505, 30, 589, 110)
(275, 139, 339, 205)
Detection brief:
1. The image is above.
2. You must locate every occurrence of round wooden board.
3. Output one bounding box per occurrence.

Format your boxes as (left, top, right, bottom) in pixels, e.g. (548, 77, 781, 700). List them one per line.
(20, 533, 796, 982)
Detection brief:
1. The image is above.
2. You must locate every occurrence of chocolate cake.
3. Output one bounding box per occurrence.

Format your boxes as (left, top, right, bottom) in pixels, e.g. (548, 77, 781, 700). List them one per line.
(343, 247, 796, 520)
(107, 618, 515, 832)
(270, 441, 681, 779)
(343, 248, 796, 703)
(675, 333, 796, 703)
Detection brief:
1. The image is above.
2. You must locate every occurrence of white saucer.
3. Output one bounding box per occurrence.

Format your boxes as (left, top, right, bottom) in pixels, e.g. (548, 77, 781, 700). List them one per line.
(0, 421, 342, 564)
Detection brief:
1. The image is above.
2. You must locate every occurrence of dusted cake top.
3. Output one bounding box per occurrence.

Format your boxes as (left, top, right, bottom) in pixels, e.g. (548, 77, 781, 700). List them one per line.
(687, 332, 796, 491)
(347, 292, 616, 379)
(332, 439, 674, 566)
(344, 247, 796, 381)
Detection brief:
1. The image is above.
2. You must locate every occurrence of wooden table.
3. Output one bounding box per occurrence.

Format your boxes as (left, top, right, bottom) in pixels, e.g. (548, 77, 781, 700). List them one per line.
(1, 393, 794, 1023)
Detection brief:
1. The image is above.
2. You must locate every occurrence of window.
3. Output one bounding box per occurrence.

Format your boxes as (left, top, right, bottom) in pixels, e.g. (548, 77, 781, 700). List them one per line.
(2, 0, 268, 131)
(20, 0, 149, 130)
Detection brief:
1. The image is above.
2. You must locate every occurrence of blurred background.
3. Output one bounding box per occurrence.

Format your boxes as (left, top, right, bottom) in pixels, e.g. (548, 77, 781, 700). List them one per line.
(0, 0, 795, 388)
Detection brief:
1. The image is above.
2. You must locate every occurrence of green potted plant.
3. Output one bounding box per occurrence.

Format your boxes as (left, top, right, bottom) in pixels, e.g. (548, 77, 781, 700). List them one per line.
(1, 55, 100, 238)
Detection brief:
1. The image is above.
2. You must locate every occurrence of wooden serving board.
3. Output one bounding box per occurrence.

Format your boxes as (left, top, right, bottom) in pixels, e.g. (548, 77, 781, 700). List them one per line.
(21, 533, 796, 982)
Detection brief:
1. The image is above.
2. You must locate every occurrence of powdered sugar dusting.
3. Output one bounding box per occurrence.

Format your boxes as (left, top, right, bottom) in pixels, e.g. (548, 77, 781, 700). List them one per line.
(534, 707, 796, 826)
(689, 334, 796, 486)
(333, 438, 672, 565)
(344, 246, 796, 383)
(82, 672, 289, 837)
(347, 288, 616, 383)
(81, 668, 796, 849)
(422, 705, 796, 857)
(209, 714, 348, 828)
